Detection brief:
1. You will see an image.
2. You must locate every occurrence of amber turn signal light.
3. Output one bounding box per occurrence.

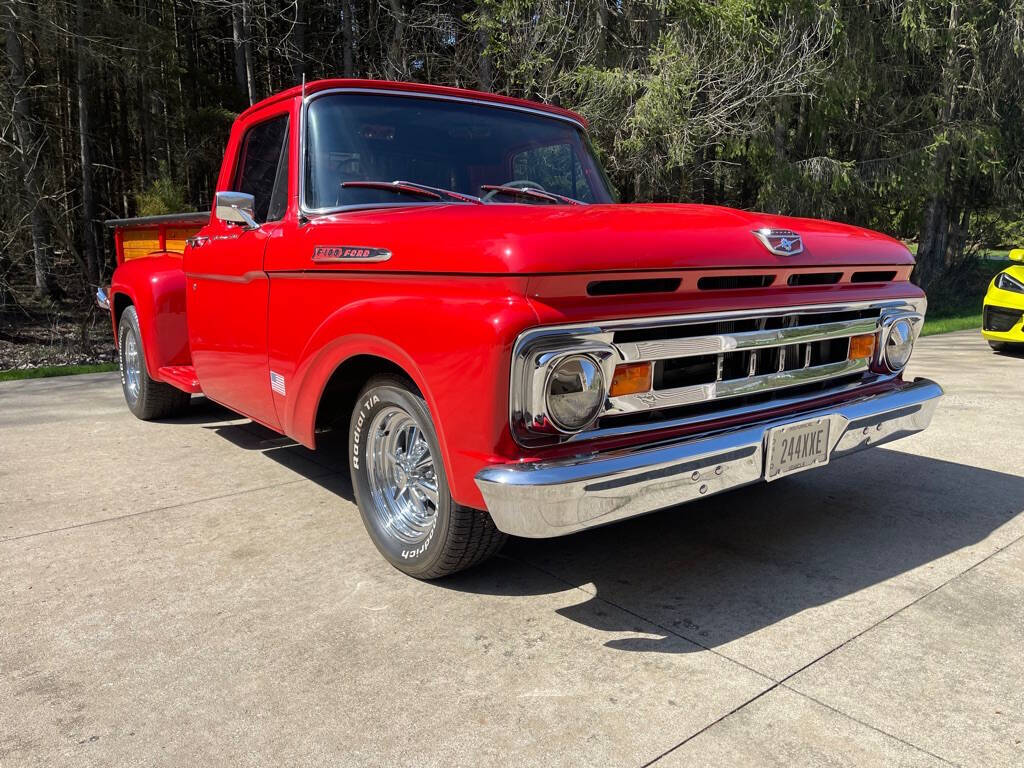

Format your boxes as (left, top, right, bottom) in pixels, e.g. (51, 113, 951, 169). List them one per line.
(609, 362, 653, 397)
(848, 333, 876, 361)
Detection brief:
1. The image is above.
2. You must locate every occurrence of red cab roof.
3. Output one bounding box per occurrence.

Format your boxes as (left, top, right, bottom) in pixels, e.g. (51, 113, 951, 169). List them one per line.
(238, 78, 589, 129)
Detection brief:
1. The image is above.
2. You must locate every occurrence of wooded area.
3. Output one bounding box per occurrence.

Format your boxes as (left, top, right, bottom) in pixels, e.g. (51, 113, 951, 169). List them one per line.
(1, 0, 1023, 323)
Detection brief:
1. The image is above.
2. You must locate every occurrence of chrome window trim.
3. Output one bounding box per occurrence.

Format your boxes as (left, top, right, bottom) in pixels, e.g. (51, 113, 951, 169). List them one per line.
(509, 297, 927, 446)
(299, 87, 591, 218)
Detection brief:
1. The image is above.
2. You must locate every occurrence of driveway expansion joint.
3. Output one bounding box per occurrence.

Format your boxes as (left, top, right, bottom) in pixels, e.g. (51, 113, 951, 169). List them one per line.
(638, 528, 1024, 766)
(0, 472, 340, 544)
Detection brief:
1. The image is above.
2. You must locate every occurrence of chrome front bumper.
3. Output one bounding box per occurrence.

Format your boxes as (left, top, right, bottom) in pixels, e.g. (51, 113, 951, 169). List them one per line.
(475, 378, 943, 538)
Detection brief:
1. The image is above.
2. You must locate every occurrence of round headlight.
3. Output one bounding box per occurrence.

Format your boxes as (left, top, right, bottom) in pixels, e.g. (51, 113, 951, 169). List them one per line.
(884, 318, 915, 371)
(545, 355, 606, 432)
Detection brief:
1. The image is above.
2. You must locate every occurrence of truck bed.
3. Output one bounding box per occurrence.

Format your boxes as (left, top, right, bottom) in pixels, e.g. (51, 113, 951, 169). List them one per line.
(105, 212, 208, 264)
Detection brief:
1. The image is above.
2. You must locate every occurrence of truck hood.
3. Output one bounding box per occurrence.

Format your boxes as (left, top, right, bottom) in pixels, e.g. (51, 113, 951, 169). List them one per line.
(300, 203, 914, 274)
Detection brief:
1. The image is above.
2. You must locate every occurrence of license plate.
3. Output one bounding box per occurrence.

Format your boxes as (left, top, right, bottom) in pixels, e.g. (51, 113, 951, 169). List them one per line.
(765, 418, 831, 481)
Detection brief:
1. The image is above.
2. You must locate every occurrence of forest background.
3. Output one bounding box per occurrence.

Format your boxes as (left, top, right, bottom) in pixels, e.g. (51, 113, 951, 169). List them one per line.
(2, 0, 1021, 371)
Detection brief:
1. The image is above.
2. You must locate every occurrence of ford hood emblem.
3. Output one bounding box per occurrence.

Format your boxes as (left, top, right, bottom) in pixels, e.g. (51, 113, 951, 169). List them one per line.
(753, 228, 804, 256)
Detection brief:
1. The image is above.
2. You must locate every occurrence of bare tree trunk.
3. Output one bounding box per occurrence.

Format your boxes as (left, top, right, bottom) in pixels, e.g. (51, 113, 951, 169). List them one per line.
(243, 1, 255, 103)
(341, 0, 354, 76)
(29, 207, 58, 298)
(917, 195, 950, 289)
(171, 1, 191, 200)
(75, 0, 99, 287)
(595, 1, 609, 65)
(4, 0, 60, 299)
(232, 2, 245, 96)
(137, 73, 152, 183)
(260, 0, 271, 92)
(387, 0, 404, 77)
(116, 76, 130, 215)
(915, 0, 960, 289)
(232, 1, 253, 105)
(135, 0, 152, 184)
(290, 0, 305, 84)
(955, 207, 971, 264)
(0, 248, 12, 309)
(476, 5, 491, 91)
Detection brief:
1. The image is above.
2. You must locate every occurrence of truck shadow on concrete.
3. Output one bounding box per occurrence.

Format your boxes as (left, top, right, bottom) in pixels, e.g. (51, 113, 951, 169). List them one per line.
(442, 448, 1024, 654)
(195, 400, 356, 500)
(195, 403, 1024, 656)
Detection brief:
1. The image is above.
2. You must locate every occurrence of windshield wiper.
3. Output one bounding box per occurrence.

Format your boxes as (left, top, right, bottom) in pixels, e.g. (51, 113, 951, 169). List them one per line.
(340, 180, 483, 204)
(480, 184, 584, 205)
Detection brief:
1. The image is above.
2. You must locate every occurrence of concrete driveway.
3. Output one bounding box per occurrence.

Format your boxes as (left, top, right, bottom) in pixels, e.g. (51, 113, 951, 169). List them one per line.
(2, 330, 1022, 767)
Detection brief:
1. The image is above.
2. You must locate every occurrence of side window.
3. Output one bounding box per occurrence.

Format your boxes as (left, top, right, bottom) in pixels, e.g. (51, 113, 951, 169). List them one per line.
(233, 115, 289, 223)
(511, 143, 596, 202)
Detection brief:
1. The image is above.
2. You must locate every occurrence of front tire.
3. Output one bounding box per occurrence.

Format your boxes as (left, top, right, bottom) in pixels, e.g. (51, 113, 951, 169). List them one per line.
(349, 375, 506, 579)
(118, 306, 191, 420)
(988, 340, 1006, 352)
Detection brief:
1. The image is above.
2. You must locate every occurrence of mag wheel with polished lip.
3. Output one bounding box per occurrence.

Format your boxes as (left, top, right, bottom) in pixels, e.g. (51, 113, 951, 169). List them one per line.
(117, 306, 191, 420)
(349, 375, 506, 579)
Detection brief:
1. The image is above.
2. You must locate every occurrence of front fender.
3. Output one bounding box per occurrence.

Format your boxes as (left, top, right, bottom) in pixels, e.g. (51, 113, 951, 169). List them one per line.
(110, 254, 190, 377)
(269, 275, 536, 508)
(287, 320, 436, 451)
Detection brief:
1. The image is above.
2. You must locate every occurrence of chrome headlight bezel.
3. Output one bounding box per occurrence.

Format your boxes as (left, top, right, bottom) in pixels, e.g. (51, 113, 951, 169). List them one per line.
(511, 335, 617, 440)
(873, 311, 923, 373)
(544, 354, 607, 433)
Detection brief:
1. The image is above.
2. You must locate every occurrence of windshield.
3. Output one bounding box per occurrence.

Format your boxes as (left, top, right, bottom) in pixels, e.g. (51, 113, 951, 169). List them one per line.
(303, 92, 614, 211)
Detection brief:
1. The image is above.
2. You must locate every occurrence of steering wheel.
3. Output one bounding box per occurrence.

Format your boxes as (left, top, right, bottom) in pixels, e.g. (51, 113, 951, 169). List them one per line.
(482, 179, 547, 202)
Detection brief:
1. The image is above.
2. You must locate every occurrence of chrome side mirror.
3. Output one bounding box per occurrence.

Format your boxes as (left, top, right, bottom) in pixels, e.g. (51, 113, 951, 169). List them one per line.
(215, 191, 260, 229)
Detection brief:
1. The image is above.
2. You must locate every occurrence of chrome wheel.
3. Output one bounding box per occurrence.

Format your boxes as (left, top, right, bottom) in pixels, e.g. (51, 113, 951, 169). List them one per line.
(123, 331, 141, 403)
(365, 405, 440, 544)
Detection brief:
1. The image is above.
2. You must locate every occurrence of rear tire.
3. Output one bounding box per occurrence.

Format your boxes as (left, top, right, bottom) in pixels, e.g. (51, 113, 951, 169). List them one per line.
(349, 375, 506, 579)
(117, 306, 191, 420)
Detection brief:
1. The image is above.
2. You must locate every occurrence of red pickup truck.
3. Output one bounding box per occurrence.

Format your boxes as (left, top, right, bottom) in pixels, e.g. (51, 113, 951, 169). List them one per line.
(100, 78, 942, 579)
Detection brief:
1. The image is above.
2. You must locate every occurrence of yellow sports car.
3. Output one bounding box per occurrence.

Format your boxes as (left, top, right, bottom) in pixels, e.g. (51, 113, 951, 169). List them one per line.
(983, 249, 1024, 351)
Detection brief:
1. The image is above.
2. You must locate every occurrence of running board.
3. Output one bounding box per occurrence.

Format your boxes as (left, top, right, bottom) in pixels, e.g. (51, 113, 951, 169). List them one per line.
(157, 365, 202, 393)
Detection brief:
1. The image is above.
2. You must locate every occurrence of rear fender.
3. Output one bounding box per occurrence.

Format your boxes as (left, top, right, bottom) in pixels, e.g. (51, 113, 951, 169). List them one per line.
(109, 254, 191, 378)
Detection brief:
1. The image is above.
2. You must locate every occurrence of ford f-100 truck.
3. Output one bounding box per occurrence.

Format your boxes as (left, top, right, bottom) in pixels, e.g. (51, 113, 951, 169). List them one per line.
(100, 79, 942, 579)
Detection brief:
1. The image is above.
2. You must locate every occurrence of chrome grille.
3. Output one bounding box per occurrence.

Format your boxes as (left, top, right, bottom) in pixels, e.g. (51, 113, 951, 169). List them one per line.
(509, 298, 926, 447)
(606, 307, 880, 415)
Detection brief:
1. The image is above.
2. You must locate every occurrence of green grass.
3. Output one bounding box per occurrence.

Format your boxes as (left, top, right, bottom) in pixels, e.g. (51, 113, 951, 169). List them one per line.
(918, 258, 1004, 336)
(0, 362, 118, 382)
(981, 249, 1011, 261)
(921, 313, 983, 336)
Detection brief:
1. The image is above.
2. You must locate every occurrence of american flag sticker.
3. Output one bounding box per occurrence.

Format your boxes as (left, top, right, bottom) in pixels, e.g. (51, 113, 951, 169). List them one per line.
(270, 371, 286, 396)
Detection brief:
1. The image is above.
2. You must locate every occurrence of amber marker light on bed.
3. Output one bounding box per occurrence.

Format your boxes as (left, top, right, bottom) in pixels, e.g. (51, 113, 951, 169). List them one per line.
(609, 362, 653, 397)
(848, 333, 876, 361)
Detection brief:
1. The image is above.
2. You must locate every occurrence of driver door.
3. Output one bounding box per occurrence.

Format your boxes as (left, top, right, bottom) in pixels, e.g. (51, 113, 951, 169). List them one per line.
(185, 112, 290, 429)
